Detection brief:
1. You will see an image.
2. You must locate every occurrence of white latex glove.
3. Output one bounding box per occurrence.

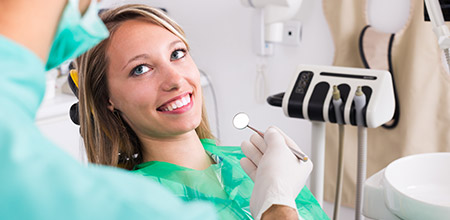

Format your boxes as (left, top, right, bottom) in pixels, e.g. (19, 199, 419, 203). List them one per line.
(240, 126, 313, 220)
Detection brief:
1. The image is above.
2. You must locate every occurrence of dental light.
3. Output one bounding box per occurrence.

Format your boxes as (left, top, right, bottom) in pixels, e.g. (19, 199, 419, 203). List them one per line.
(241, 0, 303, 55)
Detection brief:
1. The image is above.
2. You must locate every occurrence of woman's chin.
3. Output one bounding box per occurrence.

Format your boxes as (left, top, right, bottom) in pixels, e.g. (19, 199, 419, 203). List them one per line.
(166, 124, 199, 135)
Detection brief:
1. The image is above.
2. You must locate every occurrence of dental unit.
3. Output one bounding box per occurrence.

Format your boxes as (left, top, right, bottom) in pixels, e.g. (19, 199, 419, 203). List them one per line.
(267, 64, 395, 219)
(356, 2, 450, 219)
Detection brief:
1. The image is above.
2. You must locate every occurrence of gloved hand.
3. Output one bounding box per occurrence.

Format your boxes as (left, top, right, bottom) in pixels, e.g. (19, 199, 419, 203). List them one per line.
(240, 126, 313, 220)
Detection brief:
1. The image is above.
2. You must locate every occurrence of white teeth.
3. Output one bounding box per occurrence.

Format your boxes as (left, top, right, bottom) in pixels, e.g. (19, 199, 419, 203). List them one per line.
(181, 97, 187, 105)
(176, 100, 183, 108)
(160, 94, 191, 112)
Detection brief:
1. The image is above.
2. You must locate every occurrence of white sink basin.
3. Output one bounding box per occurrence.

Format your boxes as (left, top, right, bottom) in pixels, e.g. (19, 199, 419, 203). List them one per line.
(364, 153, 450, 220)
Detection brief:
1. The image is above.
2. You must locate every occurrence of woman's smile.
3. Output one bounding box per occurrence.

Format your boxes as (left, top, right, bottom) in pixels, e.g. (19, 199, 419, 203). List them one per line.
(157, 93, 193, 114)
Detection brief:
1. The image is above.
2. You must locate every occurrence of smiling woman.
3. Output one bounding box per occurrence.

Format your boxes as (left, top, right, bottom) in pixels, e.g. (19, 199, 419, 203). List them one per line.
(76, 5, 214, 170)
(75, 4, 326, 220)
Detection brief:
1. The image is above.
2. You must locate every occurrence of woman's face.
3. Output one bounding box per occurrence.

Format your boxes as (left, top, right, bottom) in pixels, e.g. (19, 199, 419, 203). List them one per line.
(106, 19, 202, 139)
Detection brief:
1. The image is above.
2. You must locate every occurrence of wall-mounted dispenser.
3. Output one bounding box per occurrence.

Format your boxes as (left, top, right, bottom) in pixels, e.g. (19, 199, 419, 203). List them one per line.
(241, 0, 304, 56)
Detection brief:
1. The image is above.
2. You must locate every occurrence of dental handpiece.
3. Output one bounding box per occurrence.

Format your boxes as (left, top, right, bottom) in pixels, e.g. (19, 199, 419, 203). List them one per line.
(233, 112, 308, 162)
(354, 86, 366, 126)
(332, 85, 344, 125)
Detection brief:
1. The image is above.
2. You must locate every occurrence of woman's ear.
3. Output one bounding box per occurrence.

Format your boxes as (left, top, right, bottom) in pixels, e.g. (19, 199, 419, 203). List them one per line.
(107, 99, 115, 112)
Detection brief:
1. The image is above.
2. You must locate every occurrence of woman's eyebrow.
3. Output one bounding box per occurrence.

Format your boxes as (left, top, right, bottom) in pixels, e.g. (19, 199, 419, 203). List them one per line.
(169, 40, 184, 48)
(121, 40, 184, 71)
(122, 54, 150, 71)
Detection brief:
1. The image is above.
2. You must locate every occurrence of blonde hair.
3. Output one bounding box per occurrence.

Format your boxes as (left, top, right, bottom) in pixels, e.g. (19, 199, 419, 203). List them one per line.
(77, 4, 214, 170)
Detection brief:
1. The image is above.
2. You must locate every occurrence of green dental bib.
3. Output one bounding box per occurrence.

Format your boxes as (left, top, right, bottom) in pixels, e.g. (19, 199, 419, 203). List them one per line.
(132, 139, 328, 220)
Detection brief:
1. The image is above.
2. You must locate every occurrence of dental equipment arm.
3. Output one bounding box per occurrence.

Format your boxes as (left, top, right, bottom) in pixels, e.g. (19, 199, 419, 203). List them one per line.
(424, 0, 450, 68)
(240, 126, 313, 220)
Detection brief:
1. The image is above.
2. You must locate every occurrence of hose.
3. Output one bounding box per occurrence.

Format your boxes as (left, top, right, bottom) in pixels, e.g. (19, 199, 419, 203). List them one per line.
(332, 85, 345, 220)
(354, 86, 367, 220)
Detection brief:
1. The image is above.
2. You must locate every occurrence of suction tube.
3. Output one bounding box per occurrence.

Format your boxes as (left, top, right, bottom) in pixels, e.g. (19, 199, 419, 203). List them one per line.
(354, 86, 367, 220)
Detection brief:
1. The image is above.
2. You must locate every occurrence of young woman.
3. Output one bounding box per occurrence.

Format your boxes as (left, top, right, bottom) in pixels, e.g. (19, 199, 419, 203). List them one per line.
(76, 4, 327, 220)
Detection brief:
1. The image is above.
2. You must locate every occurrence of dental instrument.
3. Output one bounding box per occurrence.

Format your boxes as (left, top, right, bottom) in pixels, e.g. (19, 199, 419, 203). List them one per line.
(332, 85, 345, 220)
(332, 85, 344, 125)
(233, 112, 265, 137)
(354, 86, 367, 220)
(232, 112, 308, 162)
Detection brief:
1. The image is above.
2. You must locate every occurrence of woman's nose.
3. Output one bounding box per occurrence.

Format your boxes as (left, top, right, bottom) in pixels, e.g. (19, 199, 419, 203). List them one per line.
(159, 65, 185, 91)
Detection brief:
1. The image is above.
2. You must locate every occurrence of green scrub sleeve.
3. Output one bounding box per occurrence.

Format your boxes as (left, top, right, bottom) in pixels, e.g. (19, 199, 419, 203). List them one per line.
(0, 35, 217, 220)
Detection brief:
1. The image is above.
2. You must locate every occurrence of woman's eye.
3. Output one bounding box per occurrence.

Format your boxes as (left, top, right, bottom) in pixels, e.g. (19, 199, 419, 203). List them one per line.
(170, 49, 186, 61)
(131, 65, 150, 76)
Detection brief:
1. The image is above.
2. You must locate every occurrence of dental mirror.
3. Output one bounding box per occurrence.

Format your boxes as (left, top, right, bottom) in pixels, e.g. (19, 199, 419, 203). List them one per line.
(232, 112, 265, 137)
(232, 112, 308, 162)
(233, 112, 250, 130)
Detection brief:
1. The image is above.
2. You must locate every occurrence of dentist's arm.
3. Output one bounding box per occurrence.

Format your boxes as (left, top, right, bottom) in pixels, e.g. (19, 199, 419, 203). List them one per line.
(241, 126, 313, 220)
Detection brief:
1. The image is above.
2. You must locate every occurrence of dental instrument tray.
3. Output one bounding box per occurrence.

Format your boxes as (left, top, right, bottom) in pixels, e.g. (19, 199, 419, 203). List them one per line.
(267, 64, 395, 128)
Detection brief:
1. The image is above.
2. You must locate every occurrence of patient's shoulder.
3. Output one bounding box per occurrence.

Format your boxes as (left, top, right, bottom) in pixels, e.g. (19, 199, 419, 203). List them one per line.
(201, 139, 245, 162)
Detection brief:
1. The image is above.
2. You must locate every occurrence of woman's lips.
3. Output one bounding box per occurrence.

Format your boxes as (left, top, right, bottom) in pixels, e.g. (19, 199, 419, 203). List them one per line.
(157, 93, 192, 112)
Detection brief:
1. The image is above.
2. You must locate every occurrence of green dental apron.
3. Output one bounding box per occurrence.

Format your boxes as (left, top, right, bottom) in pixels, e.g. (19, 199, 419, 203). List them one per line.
(132, 139, 329, 220)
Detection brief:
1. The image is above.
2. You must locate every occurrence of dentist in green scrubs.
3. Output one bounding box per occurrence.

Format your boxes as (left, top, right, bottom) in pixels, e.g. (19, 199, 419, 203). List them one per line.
(0, 0, 312, 219)
(0, 0, 215, 218)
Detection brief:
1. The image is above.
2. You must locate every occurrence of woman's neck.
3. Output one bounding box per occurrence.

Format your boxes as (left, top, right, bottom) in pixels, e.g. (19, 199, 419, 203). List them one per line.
(139, 131, 212, 170)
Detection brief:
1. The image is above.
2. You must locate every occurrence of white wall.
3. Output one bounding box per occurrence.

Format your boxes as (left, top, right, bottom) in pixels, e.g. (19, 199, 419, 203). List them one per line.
(100, 0, 335, 157)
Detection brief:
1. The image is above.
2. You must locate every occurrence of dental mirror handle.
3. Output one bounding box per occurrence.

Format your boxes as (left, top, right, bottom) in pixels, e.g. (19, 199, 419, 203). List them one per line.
(248, 125, 308, 162)
(247, 125, 265, 138)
